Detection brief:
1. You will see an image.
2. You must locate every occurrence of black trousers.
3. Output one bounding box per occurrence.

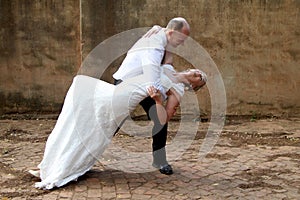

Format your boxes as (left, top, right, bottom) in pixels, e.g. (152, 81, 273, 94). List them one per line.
(114, 79, 168, 165)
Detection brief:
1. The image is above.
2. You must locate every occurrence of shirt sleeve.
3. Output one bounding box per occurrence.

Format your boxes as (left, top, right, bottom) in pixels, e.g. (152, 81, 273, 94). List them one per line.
(161, 64, 184, 97)
(141, 48, 166, 99)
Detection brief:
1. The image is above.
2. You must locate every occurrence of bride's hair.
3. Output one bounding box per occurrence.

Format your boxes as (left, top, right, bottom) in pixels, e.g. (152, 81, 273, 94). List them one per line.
(185, 69, 207, 92)
(194, 70, 207, 91)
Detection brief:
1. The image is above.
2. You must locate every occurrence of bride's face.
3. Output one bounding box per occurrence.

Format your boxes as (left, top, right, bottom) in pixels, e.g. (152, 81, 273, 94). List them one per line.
(186, 69, 206, 91)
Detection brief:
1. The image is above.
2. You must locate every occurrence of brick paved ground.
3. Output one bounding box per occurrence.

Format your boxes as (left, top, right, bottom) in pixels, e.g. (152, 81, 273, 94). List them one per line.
(0, 117, 299, 199)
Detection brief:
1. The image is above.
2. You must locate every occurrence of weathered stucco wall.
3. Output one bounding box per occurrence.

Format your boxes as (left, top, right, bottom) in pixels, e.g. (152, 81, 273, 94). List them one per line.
(0, 0, 80, 114)
(82, 0, 300, 117)
(0, 0, 299, 117)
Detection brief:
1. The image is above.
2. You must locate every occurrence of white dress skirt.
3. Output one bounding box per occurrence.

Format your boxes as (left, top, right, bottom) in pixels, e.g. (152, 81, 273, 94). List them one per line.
(34, 65, 184, 190)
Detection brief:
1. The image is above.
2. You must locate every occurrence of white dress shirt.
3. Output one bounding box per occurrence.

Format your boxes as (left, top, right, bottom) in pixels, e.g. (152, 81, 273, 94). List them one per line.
(113, 28, 168, 95)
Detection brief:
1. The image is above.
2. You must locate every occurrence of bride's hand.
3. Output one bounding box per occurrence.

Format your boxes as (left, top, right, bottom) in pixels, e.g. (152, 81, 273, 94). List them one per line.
(143, 25, 162, 38)
(147, 86, 163, 104)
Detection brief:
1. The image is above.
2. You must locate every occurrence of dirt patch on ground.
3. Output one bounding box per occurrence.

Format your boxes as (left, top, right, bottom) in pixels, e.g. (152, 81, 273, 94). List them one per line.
(0, 161, 48, 198)
(0, 116, 299, 199)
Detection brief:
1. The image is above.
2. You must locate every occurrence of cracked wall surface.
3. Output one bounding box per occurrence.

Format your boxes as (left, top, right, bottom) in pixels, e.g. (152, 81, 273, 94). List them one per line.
(0, 0, 299, 117)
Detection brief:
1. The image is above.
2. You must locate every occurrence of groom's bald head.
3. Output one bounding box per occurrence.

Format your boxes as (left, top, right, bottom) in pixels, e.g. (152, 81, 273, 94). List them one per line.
(166, 17, 190, 36)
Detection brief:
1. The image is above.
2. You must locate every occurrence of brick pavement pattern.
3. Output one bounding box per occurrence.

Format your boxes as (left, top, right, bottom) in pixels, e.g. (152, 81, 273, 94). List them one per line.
(0, 117, 299, 199)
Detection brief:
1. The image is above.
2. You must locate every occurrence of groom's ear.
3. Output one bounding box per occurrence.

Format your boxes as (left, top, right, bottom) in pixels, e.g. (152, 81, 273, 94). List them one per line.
(168, 30, 174, 36)
(166, 29, 174, 37)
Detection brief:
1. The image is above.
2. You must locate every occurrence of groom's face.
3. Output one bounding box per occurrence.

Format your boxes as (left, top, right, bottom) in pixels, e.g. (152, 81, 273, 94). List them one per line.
(169, 27, 189, 48)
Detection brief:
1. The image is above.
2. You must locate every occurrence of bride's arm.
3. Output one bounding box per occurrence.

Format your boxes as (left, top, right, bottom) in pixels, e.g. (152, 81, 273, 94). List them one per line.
(162, 51, 173, 65)
(143, 25, 162, 37)
(165, 88, 181, 122)
(147, 86, 167, 125)
(147, 86, 181, 124)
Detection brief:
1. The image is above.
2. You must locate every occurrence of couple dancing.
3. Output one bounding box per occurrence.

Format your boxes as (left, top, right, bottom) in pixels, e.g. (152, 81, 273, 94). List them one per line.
(29, 17, 207, 190)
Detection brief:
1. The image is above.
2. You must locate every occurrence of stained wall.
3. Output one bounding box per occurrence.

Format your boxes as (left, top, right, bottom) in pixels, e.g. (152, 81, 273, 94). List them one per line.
(0, 0, 299, 117)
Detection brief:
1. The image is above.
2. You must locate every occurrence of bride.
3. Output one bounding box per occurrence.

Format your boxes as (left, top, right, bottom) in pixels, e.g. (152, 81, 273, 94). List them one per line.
(29, 64, 207, 190)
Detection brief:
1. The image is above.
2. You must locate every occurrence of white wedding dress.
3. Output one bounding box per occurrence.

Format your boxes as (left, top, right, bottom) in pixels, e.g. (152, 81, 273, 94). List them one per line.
(33, 65, 184, 190)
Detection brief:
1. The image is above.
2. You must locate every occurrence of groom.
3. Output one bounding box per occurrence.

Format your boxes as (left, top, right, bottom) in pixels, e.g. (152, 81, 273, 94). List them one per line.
(113, 17, 190, 175)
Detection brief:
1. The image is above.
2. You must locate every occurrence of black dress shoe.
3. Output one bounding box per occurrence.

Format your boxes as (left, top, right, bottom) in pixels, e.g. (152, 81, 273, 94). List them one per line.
(152, 163, 173, 175)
